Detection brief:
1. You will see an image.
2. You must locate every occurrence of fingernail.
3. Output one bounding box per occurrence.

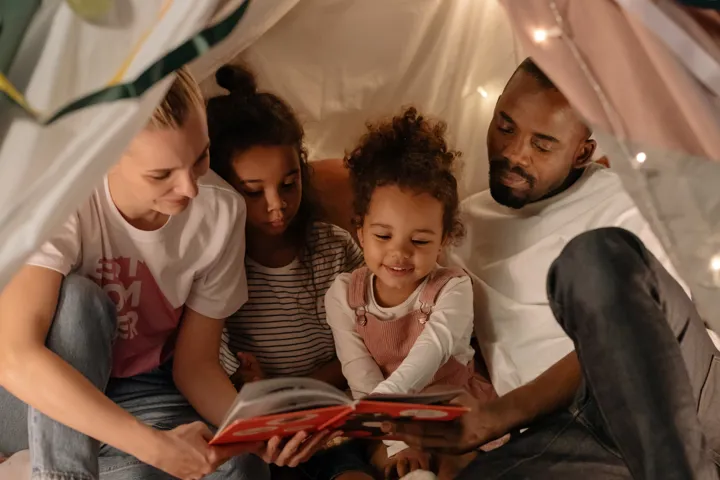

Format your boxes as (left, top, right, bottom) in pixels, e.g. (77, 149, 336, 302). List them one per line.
(381, 422, 392, 433)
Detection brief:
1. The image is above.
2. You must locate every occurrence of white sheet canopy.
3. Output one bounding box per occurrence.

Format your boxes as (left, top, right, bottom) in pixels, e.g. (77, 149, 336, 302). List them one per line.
(1, 0, 720, 330)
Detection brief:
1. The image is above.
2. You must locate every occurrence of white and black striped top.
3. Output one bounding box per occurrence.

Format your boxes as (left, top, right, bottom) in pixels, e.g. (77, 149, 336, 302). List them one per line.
(220, 222, 364, 377)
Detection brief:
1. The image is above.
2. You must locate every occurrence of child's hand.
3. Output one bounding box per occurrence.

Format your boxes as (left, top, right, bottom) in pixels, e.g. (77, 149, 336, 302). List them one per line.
(384, 447, 431, 479)
(230, 352, 265, 388)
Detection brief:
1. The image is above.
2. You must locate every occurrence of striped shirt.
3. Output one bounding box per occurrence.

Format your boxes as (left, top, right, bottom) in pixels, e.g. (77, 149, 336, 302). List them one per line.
(220, 222, 364, 377)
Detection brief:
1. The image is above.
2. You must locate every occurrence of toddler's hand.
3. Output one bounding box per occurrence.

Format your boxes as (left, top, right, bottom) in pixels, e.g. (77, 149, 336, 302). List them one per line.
(384, 447, 431, 479)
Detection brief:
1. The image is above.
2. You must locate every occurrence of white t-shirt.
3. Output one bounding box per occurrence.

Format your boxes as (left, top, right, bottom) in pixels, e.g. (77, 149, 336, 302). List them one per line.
(28, 170, 248, 378)
(325, 271, 475, 399)
(220, 222, 364, 377)
(449, 163, 690, 396)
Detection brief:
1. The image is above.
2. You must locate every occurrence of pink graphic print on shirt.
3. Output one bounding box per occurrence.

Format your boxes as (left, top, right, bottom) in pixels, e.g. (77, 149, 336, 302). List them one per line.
(91, 257, 183, 378)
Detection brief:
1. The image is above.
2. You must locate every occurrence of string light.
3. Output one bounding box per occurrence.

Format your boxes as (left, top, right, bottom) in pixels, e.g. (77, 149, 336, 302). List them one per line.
(532, 27, 561, 44)
(476, 86, 488, 98)
(711, 256, 720, 272)
(533, 29, 549, 43)
(635, 152, 647, 164)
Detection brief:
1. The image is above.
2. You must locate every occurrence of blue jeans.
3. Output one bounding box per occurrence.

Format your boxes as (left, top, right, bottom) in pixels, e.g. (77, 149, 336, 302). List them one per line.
(0, 274, 269, 480)
(458, 228, 720, 479)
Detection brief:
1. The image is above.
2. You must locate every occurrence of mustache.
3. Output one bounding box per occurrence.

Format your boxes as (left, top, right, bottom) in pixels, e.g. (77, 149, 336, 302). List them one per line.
(489, 157, 536, 186)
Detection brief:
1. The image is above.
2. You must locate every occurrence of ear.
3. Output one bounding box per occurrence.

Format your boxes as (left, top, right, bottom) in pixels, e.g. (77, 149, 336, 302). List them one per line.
(573, 139, 596, 169)
(356, 226, 364, 249)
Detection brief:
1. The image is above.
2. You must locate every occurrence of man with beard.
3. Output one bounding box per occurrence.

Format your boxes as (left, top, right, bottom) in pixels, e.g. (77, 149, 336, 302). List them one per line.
(384, 58, 720, 479)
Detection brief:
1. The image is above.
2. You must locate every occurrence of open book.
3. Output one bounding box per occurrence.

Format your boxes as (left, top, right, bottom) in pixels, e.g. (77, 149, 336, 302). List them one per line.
(210, 378, 467, 445)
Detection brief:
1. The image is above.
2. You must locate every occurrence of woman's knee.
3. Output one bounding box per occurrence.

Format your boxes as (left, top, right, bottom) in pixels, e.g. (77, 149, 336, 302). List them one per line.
(45, 275, 116, 382)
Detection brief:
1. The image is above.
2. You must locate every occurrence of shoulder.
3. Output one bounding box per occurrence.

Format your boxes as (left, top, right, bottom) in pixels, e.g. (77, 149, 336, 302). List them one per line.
(307, 222, 360, 260)
(193, 170, 246, 222)
(437, 270, 472, 294)
(327, 271, 353, 297)
(308, 222, 356, 247)
(324, 271, 355, 318)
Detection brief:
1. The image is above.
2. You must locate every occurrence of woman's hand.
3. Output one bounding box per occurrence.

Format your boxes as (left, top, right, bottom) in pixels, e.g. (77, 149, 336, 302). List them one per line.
(230, 352, 265, 388)
(142, 422, 263, 480)
(258, 430, 343, 468)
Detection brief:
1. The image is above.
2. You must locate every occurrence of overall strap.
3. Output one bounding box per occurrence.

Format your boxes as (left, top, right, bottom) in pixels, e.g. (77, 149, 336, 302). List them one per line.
(348, 267, 371, 326)
(416, 267, 467, 323)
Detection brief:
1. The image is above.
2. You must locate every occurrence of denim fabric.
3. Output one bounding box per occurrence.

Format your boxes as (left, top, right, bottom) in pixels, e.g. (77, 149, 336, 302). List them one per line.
(0, 274, 269, 480)
(459, 228, 720, 479)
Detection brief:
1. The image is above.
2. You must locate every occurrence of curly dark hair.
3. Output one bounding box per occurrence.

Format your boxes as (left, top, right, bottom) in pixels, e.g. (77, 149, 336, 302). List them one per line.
(206, 64, 320, 255)
(344, 107, 464, 243)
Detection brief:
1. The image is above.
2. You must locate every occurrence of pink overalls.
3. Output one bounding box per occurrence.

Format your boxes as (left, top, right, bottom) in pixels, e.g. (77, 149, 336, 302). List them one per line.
(347, 266, 497, 403)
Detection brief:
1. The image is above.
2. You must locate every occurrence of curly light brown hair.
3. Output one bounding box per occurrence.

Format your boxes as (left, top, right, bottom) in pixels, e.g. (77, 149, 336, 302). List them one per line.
(344, 107, 464, 243)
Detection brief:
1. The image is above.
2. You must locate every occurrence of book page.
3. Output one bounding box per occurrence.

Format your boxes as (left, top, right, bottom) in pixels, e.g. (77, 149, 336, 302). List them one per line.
(218, 377, 351, 432)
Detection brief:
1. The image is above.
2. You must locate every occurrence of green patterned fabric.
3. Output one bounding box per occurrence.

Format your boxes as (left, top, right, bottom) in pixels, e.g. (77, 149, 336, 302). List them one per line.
(0, 0, 41, 74)
(0, 0, 251, 124)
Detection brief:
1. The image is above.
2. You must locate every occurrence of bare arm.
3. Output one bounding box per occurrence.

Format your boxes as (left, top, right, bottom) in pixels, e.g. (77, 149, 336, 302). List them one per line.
(387, 351, 582, 453)
(0, 266, 160, 459)
(309, 358, 348, 390)
(173, 308, 238, 427)
(485, 351, 581, 437)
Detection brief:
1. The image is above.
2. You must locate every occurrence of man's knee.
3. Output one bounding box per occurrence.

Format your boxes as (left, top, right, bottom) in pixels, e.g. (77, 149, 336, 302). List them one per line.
(548, 228, 650, 330)
(46, 275, 116, 382)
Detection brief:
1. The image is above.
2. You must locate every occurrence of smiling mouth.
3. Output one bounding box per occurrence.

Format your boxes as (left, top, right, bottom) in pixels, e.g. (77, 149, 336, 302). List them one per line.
(384, 265, 415, 276)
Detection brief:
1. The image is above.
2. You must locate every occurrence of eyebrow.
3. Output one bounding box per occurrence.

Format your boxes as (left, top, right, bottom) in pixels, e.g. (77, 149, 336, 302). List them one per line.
(499, 111, 560, 144)
(239, 168, 300, 185)
(369, 223, 437, 234)
(147, 142, 210, 174)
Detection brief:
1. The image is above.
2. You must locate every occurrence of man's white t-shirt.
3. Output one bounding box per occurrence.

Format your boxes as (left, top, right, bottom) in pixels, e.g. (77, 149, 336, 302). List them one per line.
(28, 170, 248, 378)
(449, 163, 691, 396)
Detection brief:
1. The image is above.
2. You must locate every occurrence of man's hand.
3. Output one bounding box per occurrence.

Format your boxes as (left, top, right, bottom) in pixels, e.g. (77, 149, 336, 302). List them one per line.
(141, 422, 263, 480)
(382, 393, 508, 455)
(383, 448, 431, 480)
(259, 430, 343, 468)
(230, 352, 265, 388)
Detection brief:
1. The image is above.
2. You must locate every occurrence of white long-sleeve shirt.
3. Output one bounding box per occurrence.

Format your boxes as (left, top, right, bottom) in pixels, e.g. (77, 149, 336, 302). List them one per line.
(325, 271, 475, 399)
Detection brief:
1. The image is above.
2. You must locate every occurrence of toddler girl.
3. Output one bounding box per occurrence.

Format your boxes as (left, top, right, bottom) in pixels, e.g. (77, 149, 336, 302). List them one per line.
(325, 107, 502, 479)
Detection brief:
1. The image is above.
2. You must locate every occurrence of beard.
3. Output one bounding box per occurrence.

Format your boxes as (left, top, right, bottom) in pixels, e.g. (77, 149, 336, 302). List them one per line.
(488, 157, 536, 209)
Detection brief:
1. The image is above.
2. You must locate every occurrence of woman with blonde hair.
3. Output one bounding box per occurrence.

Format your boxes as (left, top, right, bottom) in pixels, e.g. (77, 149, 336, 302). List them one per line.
(0, 68, 326, 480)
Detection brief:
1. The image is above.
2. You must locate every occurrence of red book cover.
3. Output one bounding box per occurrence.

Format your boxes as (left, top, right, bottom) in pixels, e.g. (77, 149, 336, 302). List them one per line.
(209, 378, 467, 445)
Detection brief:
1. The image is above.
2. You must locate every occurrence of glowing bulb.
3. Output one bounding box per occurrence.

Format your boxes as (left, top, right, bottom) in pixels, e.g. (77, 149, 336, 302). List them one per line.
(711, 256, 720, 272)
(476, 86, 488, 98)
(533, 29, 549, 43)
(635, 152, 647, 164)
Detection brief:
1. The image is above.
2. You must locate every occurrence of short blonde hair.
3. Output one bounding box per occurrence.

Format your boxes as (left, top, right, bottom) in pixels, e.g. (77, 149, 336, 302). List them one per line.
(148, 66, 204, 129)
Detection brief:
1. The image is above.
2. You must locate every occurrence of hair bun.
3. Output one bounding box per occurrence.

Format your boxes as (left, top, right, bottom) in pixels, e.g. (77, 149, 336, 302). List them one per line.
(215, 64, 258, 97)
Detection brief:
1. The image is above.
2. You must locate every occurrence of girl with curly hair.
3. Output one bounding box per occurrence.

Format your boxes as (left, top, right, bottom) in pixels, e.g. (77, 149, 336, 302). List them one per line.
(325, 107, 502, 479)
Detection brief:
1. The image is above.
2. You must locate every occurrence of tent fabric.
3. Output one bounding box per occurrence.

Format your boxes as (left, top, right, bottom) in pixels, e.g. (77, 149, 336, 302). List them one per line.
(500, 0, 720, 331)
(200, 0, 521, 199)
(0, 0, 229, 290)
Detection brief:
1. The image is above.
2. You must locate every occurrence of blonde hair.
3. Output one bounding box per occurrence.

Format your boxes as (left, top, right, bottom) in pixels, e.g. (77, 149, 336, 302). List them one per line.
(148, 67, 204, 129)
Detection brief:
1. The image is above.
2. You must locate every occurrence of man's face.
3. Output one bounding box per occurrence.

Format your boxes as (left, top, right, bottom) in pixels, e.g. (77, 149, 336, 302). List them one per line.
(486, 70, 594, 208)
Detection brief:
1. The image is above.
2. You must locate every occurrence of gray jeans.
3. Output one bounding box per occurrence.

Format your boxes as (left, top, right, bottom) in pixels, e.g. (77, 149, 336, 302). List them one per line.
(459, 227, 720, 479)
(0, 274, 270, 480)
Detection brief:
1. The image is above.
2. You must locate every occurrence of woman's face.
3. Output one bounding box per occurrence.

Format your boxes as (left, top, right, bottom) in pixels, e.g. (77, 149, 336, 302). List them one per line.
(112, 106, 210, 217)
(230, 145, 303, 238)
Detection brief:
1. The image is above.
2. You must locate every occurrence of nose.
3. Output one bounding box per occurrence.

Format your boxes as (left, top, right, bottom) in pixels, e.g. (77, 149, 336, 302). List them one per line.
(389, 238, 413, 259)
(265, 188, 284, 212)
(502, 136, 531, 169)
(176, 171, 199, 199)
